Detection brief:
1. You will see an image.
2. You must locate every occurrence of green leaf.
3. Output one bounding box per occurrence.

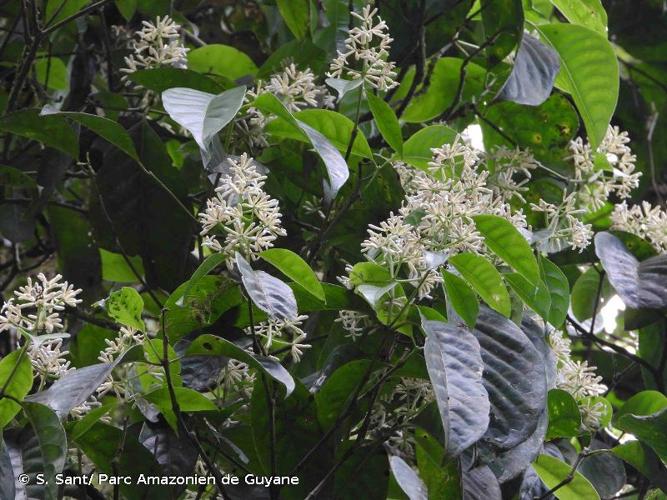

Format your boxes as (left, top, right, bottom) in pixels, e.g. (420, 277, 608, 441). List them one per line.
(449, 253, 511, 317)
(186, 334, 295, 397)
(260, 248, 325, 301)
(367, 91, 403, 155)
(254, 93, 349, 202)
(0, 351, 33, 429)
(277, 0, 309, 39)
(45, 111, 139, 161)
(128, 68, 226, 94)
(617, 408, 667, 462)
(614, 390, 667, 424)
(546, 389, 582, 439)
(315, 359, 371, 429)
(34, 57, 69, 91)
(537, 24, 619, 149)
(473, 214, 540, 284)
(402, 58, 485, 123)
(17, 402, 67, 500)
(570, 267, 602, 321)
(187, 44, 258, 80)
(505, 272, 551, 320)
(44, 0, 88, 27)
(0, 110, 77, 157)
(401, 125, 458, 169)
(540, 257, 570, 327)
(162, 86, 246, 151)
(106, 287, 145, 331)
(613, 441, 667, 494)
(442, 270, 479, 328)
(481, 0, 524, 66)
(266, 108, 372, 158)
(143, 338, 182, 388)
(550, 0, 607, 35)
(100, 249, 144, 283)
(532, 454, 601, 500)
(145, 387, 217, 431)
(115, 0, 137, 20)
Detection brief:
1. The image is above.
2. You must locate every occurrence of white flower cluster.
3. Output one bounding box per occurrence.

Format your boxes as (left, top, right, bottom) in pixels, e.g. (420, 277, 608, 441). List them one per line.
(0, 274, 81, 384)
(570, 126, 640, 210)
(549, 329, 607, 430)
(328, 5, 398, 91)
(98, 326, 145, 364)
(246, 314, 311, 362)
(368, 377, 434, 457)
(220, 358, 255, 398)
(121, 16, 189, 77)
(611, 201, 667, 252)
(487, 146, 539, 204)
(263, 63, 333, 113)
(199, 153, 287, 267)
(356, 135, 528, 298)
(531, 192, 594, 253)
(336, 309, 373, 341)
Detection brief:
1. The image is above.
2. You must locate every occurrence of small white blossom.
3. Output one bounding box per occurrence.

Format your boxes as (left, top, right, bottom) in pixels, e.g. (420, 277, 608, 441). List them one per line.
(247, 314, 310, 355)
(98, 326, 145, 363)
(336, 310, 372, 340)
(264, 63, 332, 112)
(549, 329, 607, 430)
(611, 201, 667, 252)
(328, 5, 398, 91)
(199, 153, 287, 267)
(121, 16, 189, 77)
(531, 192, 593, 253)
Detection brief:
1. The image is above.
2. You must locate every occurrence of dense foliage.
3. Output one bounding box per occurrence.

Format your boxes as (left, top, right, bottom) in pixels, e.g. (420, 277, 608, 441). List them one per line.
(0, 0, 666, 498)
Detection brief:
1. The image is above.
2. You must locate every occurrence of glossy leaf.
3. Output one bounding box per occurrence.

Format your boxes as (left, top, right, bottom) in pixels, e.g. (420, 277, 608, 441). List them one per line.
(546, 389, 582, 439)
(473, 307, 548, 449)
(532, 454, 601, 500)
(401, 125, 458, 169)
(389, 455, 428, 500)
(260, 248, 325, 301)
(162, 86, 246, 151)
(255, 93, 349, 202)
(537, 23, 618, 148)
(367, 91, 403, 155)
(473, 214, 540, 284)
(186, 334, 295, 396)
(0, 351, 33, 430)
(595, 232, 667, 310)
(236, 253, 298, 320)
(550, 0, 608, 35)
(540, 257, 570, 327)
(442, 270, 479, 328)
(498, 34, 560, 106)
(505, 272, 551, 320)
(449, 252, 512, 317)
(277, 0, 309, 39)
(424, 320, 490, 457)
(187, 44, 258, 80)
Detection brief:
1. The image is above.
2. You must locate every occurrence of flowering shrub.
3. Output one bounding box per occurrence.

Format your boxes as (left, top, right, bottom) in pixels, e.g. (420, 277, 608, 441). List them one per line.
(0, 1, 666, 499)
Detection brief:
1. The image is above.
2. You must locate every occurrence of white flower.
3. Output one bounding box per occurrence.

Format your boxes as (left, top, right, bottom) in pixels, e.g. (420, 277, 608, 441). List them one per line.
(264, 63, 331, 112)
(98, 326, 145, 363)
(328, 5, 398, 91)
(549, 329, 607, 430)
(121, 16, 189, 77)
(531, 192, 593, 253)
(611, 201, 667, 252)
(0, 273, 81, 334)
(569, 126, 640, 210)
(28, 337, 71, 383)
(336, 310, 371, 340)
(199, 153, 287, 267)
(247, 314, 309, 353)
